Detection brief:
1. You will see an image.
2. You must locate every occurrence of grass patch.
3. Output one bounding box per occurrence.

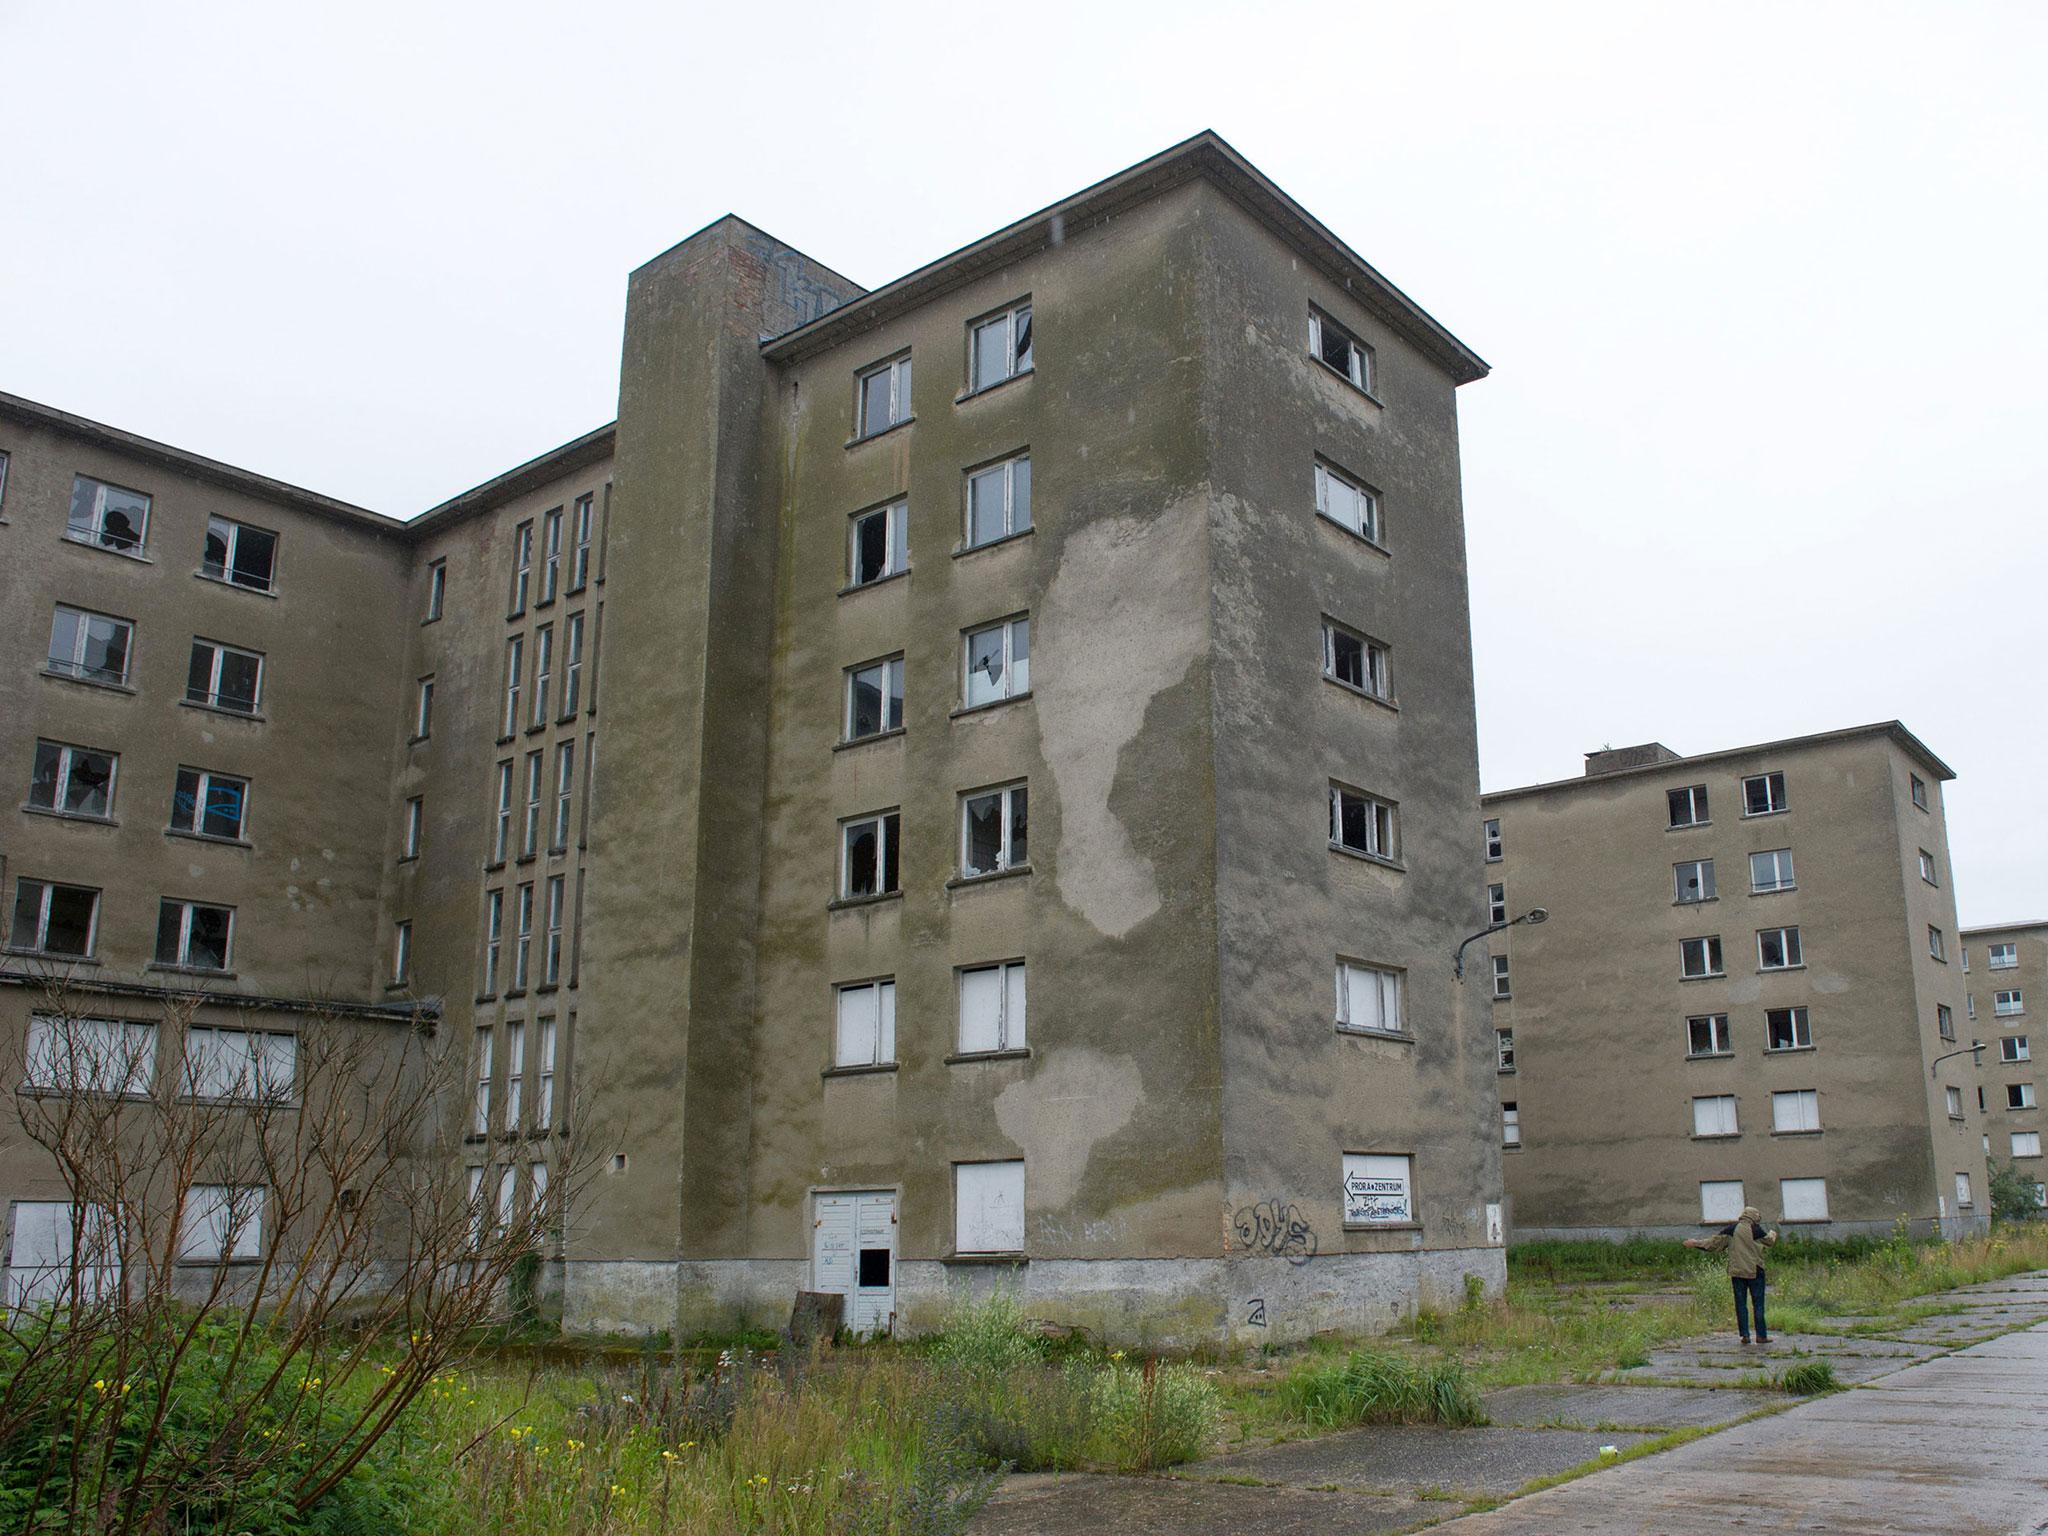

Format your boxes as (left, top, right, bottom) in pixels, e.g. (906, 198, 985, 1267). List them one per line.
(1276, 1350, 1485, 1428)
(1777, 1360, 1839, 1395)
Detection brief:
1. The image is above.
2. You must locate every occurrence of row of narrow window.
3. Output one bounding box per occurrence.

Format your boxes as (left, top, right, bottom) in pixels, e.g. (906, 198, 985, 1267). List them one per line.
(47, 468, 282, 592)
(503, 493, 598, 619)
(45, 609, 265, 712)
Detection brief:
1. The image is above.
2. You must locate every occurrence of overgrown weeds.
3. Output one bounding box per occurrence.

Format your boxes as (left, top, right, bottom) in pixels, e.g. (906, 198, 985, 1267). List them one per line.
(1276, 1350, 1484, 1428)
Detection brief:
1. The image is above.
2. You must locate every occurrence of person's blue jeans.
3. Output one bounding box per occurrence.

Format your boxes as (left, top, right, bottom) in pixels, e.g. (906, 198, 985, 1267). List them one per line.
(1731, 1271, 1768, 1339)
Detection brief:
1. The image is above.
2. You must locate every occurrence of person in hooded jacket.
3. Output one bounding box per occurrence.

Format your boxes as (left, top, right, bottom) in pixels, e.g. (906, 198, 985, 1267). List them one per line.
(1685, 1205, 1778, 1343)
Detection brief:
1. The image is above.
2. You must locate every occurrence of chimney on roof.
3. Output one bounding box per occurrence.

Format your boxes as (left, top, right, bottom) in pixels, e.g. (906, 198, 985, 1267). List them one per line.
(1584, 743, 1681, 777)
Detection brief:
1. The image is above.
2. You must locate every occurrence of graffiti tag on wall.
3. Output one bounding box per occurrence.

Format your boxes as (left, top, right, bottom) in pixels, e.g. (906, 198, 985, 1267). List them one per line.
(1231, 1201, 1318, 1266)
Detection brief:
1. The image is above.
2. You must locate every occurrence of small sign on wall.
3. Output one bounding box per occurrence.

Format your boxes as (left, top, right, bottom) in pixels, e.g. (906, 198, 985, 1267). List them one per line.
(1342, 1154, 1413, 1224)
(1485, 1202, 1503, 1246)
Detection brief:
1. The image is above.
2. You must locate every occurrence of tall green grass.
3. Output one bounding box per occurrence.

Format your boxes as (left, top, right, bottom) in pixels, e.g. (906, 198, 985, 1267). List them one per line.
(1276, 1350, 1485, 1428)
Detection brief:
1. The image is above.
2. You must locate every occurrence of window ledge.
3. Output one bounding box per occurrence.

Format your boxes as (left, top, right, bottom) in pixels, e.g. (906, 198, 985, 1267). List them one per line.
(1313, 511, 1391, 557)
(951, 692, 1031, 720)
(483, 861, 507, 875)
(1686, 1050, 1734, 1061)
(179, 699, 266, 724)
(1681, 972, 1728, 983)
(1323, 675, 1397, 711)
(4, 949, 100, 966)
(384, 981, 413, 993)
(946, 1048, 1031, 1065)
(1691, 1133, 1742, 1142)
(1498, 1066, 1517, 1076)
(524, 724, 549, 737)
(1337, 1026, 1414, 1044)
(955, 368, 1033, 405)
(1342, 1222, 1422, 1234)
(515, 854, 537, 867)
(822, 1062, 900, 1080)
(834, 726, 907, 753)
(1770, 1129, 1824, 1138)
(1484, 854, 1502, 865)
(504, 988, 527, 1000)
(953, 527, 1035, 559)
(61, 533, 152, 563)
(1758, 965, 1808, 975)
(1779, 1217, 1834, 1225)
(496, 734, 516, 747)
(1675, 897, 1719, 908)
(421, 615, 442, 627)
(165, 828, 252, 850)
(1668, 821, 1712, 831)
(146, 963, 235, 980)
(407, 734, 431, 747)
(534, 983, 559, 996)
(943, 1252, 1026, 1265)
(194, 570, 277, 599)
(1740, 809, 1790, 821)
(1503, 1143, 1523, 1152)
(839, 566, 911, 599)
(397, 854, 420, 866)
(19, 805, 117, 828)
(846, 416, 916, 449)
(1750, 887, 1796, 897)
(1328, 842, 1405, 872)
(948, 864, 1032, 891)
(1765, 1045, 1817, 1055)
(828, 891, 903, 913)
(41, 669, 137, 695)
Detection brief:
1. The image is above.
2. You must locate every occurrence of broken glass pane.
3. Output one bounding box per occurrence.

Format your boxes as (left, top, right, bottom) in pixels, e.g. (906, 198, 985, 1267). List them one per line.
(1014, 307, 1032, 372)
(232, 526, 277, 589)
(67, 752, 113, 817)
(203, 778, 245, 840)
(854, 510, 888, 584)
(82, 618, 128, 683)
(1010, 787, 1027, 864)
(845, 822, 879, 896)
(44, 887, 96, 956)
(204, 520, 232, 579)
(29, 743, 62, 810)
(217, 651, 261, 712)
(964, 794, 1002, 875)
(850, 665, 885, 737)
(967, 629, 1006, 707)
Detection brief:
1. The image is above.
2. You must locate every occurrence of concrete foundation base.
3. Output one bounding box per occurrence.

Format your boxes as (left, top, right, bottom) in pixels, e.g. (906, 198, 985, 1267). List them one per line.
(1508, 1215, 1987, 1244)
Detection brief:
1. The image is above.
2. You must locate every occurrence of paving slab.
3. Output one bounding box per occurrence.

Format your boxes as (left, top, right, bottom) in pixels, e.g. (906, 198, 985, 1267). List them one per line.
(1480, 1383, 1781, 1430)
(1193, 1425, 1653, 1496)
(970, 1472, 1424, 1536)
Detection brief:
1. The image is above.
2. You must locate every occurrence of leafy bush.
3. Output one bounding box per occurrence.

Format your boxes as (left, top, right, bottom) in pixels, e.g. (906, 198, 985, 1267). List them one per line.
(1277, 1349, 1484, 1428)
(1085, 1360, 1221, 1471)
(1778, 1360, 1838, 1395)
(927, 1294, 1045, 1376)
(1989, 1160, 2044, 1223)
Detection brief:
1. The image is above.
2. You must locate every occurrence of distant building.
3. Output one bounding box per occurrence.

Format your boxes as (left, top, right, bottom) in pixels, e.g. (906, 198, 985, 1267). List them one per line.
(1961, 920, 2048, 1209)
(1484, 724, 1990, 1240)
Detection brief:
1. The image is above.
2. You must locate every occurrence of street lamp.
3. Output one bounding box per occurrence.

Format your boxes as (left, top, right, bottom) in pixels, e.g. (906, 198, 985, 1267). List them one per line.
(1929, 1040, 1987, 1078)
(1453, 908, 1549, 980)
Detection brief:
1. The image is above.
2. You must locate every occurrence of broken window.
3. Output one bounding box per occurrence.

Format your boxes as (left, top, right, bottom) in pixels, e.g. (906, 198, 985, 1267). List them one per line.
(964, 618, 1029, 708)
(170, 767, 247, 841)
(1321, 618, 1389, 698)
(29, 740, 116, 819)
(1909, 773, 1929, 811)
(186, 639, 263, 714)
(1757, 926, 1803, 970)
(857, 354, 913, 438)
(1666, 784, 1709, 827)
(1692, 1095, 1738, 1138)
(509, 520, 533, 617)
(1680, 936, 1723, 978)
(1995, 990, 2024, 1016)
(1483, 818, 1503, 862)
(961, 783, 1028, 878)
(1502, 1102, 1521, 1147)
(67, 474, 150, 553)
(1674, 859, 1716, 903)
(1336, 959, 1402, 1035)
(1771, 1089, 1820, 1134)
(970, 301, 1033, 392)
(1781, 1177, 1829, 1222)
(1329, 783, 1397, 861)
(47, 606, 132, 686)
(1496, 1028, 1516, 1072)
(1938, 1004, 1956, 1041)
(501, 636, 524, 737)
(967, 454, 1032, 549)
(840, 811, 901, 900)
(1989, 943, 2018, 970)
(1766, 1006, 1811, 1051)
(1741, 771, 1787, 816)
(10, 879, 100, 958)
(850, 500, 909, 586)
(955, 1160, 1024, 1253)
(1687, 1013, 1732, 1055)
(846, 657, 906, 740)
(958, 961, 1027, 1053)
(155, 899, 232, 972)
(1308, 308, 1374, 392)
(1749, 849, 1795, 893)
(1488, 883, 1507, 925)
(202, 515, 278, 592)
(1314, 459, 1381, 544)
(835, 978, 896, 1068)
(2006, 1083, 2035, 1110)
(1491, 954, 1512, 1000)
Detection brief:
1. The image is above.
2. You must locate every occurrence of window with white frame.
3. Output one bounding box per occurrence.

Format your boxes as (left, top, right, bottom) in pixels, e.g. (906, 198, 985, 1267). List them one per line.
(1692, 1094, 1739, 1138)
(1771, 1089, 1821, 1133)
(1781, 1177, 1830, 1222)
(1321, 618, 1389, 698)
(403, 795, 424, 859)
(1681, 936, 1724, 978)
(491, 761, 513, 864)
(502, 636, 524, 737)
(201, 516, 278, 592)
(530, 1159, 551, 1220)
(1910, 773, 1929, 810)
(186, 639, 263, 714)
(66, 475, 150, 553)
(425, 559, 446, 621)
(849, 500, 909, 587)
(961, 783, 1028, 878)
(964, 618, 1029, 707)
(170, 767, 247, 841)
(1758, 927, 1802, 970)
(561, 611, 585, 717)
(522, 751, 543, 858)
(2003, 1036, 2031, 1063)
(1766, 1006, 1812, 1051)
(846, 657, 905, 740)
(543, 874, 565, 986)
(1918, 848, 1938, 885)
(415, 675, 435, 738)
(1989, 943, 2018, 970)
(966, 454, 1032, 549)
(1308, 307, 1375, 391)
(46, 606, 133, 686)
(551, 743, 575, 851)
(857, 354, 913, 438)
(1995, 990, 2024, 1016)
(1491, 953, 1512, 999)
(1675, 859, 1716, 903)
(29, 740, 116, 819)
(24, 1015, 153, 1096)
(504, 1020, 525, 1132)
(1336, 959, 1402, 1036)
(1341, 1153, 1413, 1225)
(540, 507, 562, 606)
(570, 493, 595, 592)
(1497, 1027, 1516, 1072)
(464, 1167, 486, 1249)
(834, 978, 896, 1068)
(392, 919, 412, 985)
(536, 1016, 557, 1128)
(955, 1160, 1024, 1253)
(1687, 1013, 1732, 1056)
(1928, 925, 1946, 962)
(1329, 783, 1397, 861)
(1955, 1172, 1974, 1209)
(509, 520, 533, 616)
(841, 811, 901, 900)
(482, 891, 503, 995)
(472, 1026, 493, 1133)
(185, 1027, 294, 1103)
(1487, 883, 1507, 925)
(1667, 784, 1709, 827)
(1313, 459, 1381, 544)
(1967, 993, 1976, 1020)
(1483, 818, 1502, 862)
(2015, 1132, 2043, 1159)
(970, 301, 1032, 392)
(0, 449, 9, 510)
(2007, 1083, 2035, 1110)
(180, 1185, 264, 1262)
(1742, 771, 1788, 816)
(1502, 1102, 1521, 1147)
(495, 1166, 517, 1239)
(511, 883, 534, 992)
(1749, 849, 1795, 893)
(1946, 1084, 1964, 1118)
(958, 961, 1027, 1054)
(9, 879, 100, 958)
(530, 624, 553, 727)
(155, 899, 233, 971)
(1700, 1180, 1745, 1223)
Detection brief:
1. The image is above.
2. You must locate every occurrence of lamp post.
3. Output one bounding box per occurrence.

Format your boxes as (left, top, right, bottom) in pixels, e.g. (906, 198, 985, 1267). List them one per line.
(1453, 908, 1549, 980)
(1929, 1040, 1987, 1078)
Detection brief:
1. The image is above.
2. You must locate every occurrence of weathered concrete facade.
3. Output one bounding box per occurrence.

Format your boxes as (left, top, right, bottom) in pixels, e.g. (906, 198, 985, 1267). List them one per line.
(1962, 920, 2047, 1206)
(1486, 725, 1991, 1241)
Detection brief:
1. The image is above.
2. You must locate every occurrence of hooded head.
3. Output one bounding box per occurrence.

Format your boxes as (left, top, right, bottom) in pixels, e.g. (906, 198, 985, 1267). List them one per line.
(1739, 1206, 1762, 1225)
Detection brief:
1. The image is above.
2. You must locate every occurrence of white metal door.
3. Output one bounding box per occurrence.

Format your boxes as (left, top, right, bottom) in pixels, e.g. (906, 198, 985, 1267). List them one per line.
(813, 1190, 896, 1336)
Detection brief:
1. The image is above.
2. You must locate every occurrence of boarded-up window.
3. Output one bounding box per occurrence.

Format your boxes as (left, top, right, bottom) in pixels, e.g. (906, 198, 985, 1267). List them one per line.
(955, 1161, 1024, 1254)
(957, 963, 1026, 1054)
(1781, 1178, 1829, 1222)
(1771, 1090, 1820, 1134)
(1692, 1095, 1738, 1137)
(179, 1185, 263, 1262)
(835, 980, 896, 1069)
(1336, 960, 1402, 1035)
(1699, 1180, 1745, 1223)
(6, 1202, 120, 1307)
(1342, 1153, 1413, 1225)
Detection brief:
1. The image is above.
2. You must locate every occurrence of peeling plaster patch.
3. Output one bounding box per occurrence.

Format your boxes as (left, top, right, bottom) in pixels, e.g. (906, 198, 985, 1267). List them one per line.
(1038, 498, 1206, 937)
(1810, 971, 1852, 995)
(994, 1049, 1142, 1210)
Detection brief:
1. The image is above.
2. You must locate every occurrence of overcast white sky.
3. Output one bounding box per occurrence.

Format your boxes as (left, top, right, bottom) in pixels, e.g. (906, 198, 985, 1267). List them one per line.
(3, 2, 2041, 923)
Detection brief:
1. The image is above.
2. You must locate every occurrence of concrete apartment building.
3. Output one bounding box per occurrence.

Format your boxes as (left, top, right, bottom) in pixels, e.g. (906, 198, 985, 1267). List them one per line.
(1, 132, 1507, 1344)
(1484, 725, 1991, 1241)
(1962, 921, 2047, 1207)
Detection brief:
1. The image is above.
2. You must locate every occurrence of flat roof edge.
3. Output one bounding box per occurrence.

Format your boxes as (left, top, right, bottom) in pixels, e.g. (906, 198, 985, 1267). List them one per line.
(405, 422, 617, 536)
(1960, 920, 2048, 937)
